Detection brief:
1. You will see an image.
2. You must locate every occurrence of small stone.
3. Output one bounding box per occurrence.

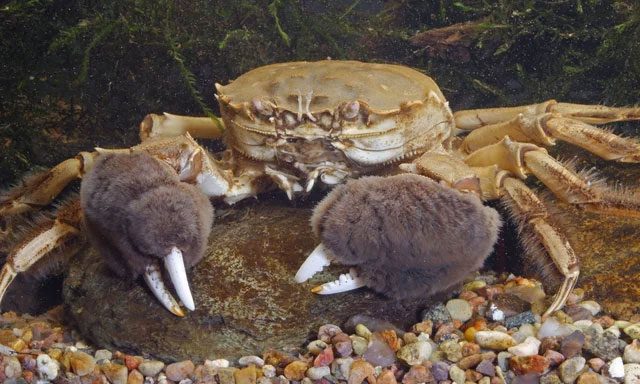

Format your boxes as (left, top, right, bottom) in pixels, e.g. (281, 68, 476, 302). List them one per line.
(583, 326, 621, 360)
(36, 354, 59, 381)
(348, 360, 375, 384)
(239, 356, 265, 367)
(540, 373, 563, 384)
(377, 369, 398, 384)
(540, 336, 561, 354)
(565, 305, 593, 321)
(439, 340, 463, 362)
(207, 359, 230, 369)
(139, 360, 165, 377)
(403, 332, 417, 345)
(166, 360, 195, 382)
(314, 346, 334, 367)
(402, 365, 433, 384)
(306, 366, 330, 380)
(331, 357, 353, 380)
(218, 368, 238, 384)
(544, 350, 565, 367)
(560, 330, 585, 358)
(3, 356, 21, 379)
(284, 361, 308, 381)
(69, 351, 96, 376)
(504, 311, 536, 329)
(397, 341, 432, 365)
(431, 361, 449, 381)
(94, 349, 112, 361)
(355, 324, 372, 339)
(434, 323, 461, 342)
(587, 357, 605, 372)
(475, 359, 495, 377)
(475, 331, 516, 350)
(496, 351, 512, 372)
(558, 356, 586, 384)
(457, 354, 482, 369)
(101, 362, 128, 384)
(128, 369, 144, 384)
(262, 365, 276, 378)
(624, 364, 640, 384)
(307, 340, 328, 355)
(350, 335, 368, 356)
(449, 365, 466, 384)
(363, 333, 396, 366)
(125, 355, 143, 370)
(478, 378, 491, 384)
(507, 336, 541, 356)
(624, 340, 640, 363)
(235, 365, 259, 384)
(421, 303, 452, 326)
(491, 294, 530, 316)
(575, 371, 601, 384)
(512, 373, 542, 384)
(624, 324, 640, 339)
(510, 355, 550, 375)
(335, 340, 353, 357)
(446, 299, 473, 322)
(608, 356, 624, 378)
(577, 301, 601, 316)
(461, 342, 481, 357)
(465, 368, 483, 382)
(464, 280, 487, 291)
(538, 318, 574, 339)
(411, 320, 433, 335)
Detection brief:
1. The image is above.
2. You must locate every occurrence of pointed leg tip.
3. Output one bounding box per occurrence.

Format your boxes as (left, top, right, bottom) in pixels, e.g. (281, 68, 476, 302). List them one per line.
(311, 285, 323, 294)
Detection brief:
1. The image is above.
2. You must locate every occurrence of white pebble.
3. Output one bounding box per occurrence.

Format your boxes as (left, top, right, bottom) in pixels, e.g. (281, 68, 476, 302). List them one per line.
(609, 357, 625, 378)
(537, 317, 574, 338)
(306, 366, 330, 380)
(605, 326, 621, 338)
(94, 349, 113, 361)
(475, 331, 516, 350)
(205, 359, 229, 369)
(37, 354, 59, 381)
(238, 355, 264, 367)
(507, 336, 541, 356)
(578, 300, 601, 316)
(572, 320, 593, 331)
(445, 299, 473, 322)
(625, 364, 640, 384)
(262, 365, 276, 378)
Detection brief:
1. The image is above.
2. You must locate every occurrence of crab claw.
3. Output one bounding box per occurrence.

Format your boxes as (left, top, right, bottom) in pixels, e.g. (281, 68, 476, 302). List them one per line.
(163, 247, 195, 311)
(310, 268, 365, 294)
(295, 243, 332, 282)
(144, 264, 186, 317)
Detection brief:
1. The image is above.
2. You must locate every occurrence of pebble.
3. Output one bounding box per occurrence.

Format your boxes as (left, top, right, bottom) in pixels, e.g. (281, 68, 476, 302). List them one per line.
(239, 355, 264, 367)
(94, 349, 113, 361)
(377, 369, 397, 384)
(218, 367, 238, 384)
(445, 299, 473, 322)
(101, 362, 128, 384)
(608, 356, 625, 378)
(560, 330, 585, 358)
(362, 333, 395, 366)
(348, 360, 375, 384)
(624, 363, 640, 384)
(355, 324, 372, 339)
(397, 340, 431, 365)
(402, 364, 433, 384)
(431, 361, 449, 381)
(509, 355, 550, 375)
(476, 359, 496, 377)
(36, 354, 59, 381)
(166, 360, 195, 381)
(538, 317, 574, 338)
(306, 366, 330, 380)
(558, 356, 586, 384)
(69, 350, 96, 376)
(507, 336, 541, 356)
(331, 357, 353, 380)
(475, 331, 516, 350)
(350, 335, 368, 355)
(448, 364, 465, 384)
(625, 339, 640, 363)
(624, 324, 640, 339)
(129, 369, 144, 384)
(284, 361, 308, 381)
(421, 303, 452, 325)
(314, 346, 334, 366)
(139, 360, 165, 377)
(577, 300, 601, 316)
(505, 311, 536, 329)
(235, 365, 259, 384)
(439, 340, 462, 362)
(3, 356, 21, 379)
(262, 364, 276, 378)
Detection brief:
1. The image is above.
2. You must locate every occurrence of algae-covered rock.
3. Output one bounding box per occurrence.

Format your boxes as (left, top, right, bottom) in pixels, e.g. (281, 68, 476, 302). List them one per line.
(63, 198, 441, 361)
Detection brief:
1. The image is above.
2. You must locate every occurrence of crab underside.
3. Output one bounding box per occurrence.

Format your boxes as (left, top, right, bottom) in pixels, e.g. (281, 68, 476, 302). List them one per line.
(1, 60, 639, 319)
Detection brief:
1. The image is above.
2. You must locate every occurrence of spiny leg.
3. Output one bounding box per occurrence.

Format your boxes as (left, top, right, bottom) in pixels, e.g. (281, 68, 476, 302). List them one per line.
(499, 177, 579, 317)
(0, 200, 83, 308)
(458, 108, 640, 163)
(466, 136, 640, 217)
(454, 100, 640, 129)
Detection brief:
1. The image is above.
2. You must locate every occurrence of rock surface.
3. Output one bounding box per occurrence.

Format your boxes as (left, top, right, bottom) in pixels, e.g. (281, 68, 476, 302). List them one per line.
(64, 199, 444, 361)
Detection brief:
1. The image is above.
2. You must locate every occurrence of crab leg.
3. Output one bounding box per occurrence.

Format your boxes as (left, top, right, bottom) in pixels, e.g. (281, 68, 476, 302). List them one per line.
(139, 113, 225, 141)
(454, 100, 640, 130)
(459, 112, 640, 162)
(0, 200, 83, 308)
(0, 152, 97, 216)
(466, 136, 640, 217)
(500, 177, 580, 317)
(310, 268, 366, 295)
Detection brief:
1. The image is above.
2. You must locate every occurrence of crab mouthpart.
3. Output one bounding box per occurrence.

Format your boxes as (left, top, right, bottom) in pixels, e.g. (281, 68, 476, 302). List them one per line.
(311, 268, 365, 294)
(164, 247, 195, 311)
(295, 243, 332, 283)
(143, 264, 186, 317)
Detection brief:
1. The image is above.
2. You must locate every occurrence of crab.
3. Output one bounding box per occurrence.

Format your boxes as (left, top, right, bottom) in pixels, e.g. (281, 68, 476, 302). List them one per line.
(1, 60, 639, 318)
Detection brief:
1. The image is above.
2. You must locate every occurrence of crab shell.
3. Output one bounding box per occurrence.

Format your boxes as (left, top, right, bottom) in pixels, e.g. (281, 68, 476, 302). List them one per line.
(215, 60, 456, 183)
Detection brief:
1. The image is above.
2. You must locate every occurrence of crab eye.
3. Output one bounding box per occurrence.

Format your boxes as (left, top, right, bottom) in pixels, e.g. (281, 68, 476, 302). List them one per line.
(251, 98, 273, 117)
(340, 101, 360, 120)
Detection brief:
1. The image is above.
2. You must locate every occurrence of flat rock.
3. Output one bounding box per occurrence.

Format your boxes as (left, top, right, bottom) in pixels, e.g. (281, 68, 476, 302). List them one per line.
(63, 199, 441, 361)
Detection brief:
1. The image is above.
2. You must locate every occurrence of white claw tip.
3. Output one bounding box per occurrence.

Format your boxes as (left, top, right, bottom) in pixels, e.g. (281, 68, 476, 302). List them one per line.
(295, 244, 332, 283)
(164, 247, 195, 311)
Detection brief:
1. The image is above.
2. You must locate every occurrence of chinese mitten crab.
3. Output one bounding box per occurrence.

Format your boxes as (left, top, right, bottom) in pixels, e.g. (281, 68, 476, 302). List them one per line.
(1, 60, 639, 318)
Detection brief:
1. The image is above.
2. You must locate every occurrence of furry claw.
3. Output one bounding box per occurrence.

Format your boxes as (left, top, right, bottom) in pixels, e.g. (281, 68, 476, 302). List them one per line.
(295, 243, 332, 283)
(311, 268, 365, 294)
